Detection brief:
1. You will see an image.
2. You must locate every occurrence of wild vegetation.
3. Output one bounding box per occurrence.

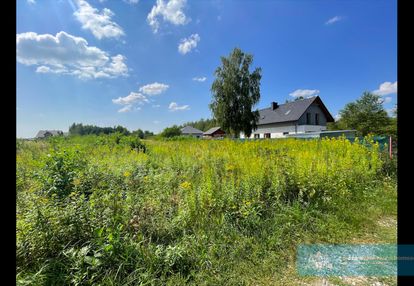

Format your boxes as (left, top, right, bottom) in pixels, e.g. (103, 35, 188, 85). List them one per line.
(16, 135, 396, 285)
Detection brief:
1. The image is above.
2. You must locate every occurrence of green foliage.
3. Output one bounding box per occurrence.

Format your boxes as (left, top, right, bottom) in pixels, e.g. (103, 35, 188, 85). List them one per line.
(131, 129, 154, 139)
(39, 147, 87, 198)
(178, 118, 217, 132)
(160, 125, 182, 138)
(16, 136, 396, 284)
(210, 47, 262, 138)
(335, 92, 391, 136)
(119, 135, 147, 152)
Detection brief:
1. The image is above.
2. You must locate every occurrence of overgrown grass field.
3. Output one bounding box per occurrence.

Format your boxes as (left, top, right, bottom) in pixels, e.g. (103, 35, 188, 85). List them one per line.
(16, 135, 396, 285)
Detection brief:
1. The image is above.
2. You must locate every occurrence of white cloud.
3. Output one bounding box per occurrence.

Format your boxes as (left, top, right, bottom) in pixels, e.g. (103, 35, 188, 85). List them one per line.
(27, 0, 36, 4)
(118, 105, 133, 113)
(378, 96, 392, 105)
(139, 82, 169, 95)
(112, 92, 148, 105)
(373, 81, 397, 96)
(147, 0, 189, 33)
(16, 31, 128, 79)
(152, 104, 161, 108)
(325, 16, 342, 25)
(383, 96, 392, 104)
(334, 114, 341, 121)
(289, 89, 320, 98)
(74, 0, 125, 40)
(153, 120, 161, 124)
(124, 0, 139, 4)
(192, 76, 206, 82)
(169, 102, 190, 111)
(178, 34, 200, 55)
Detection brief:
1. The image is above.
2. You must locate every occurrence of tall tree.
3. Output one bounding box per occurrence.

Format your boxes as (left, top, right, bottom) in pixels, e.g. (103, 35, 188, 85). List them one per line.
(337, 92, 390, 136)
(210, 47, 262, 138)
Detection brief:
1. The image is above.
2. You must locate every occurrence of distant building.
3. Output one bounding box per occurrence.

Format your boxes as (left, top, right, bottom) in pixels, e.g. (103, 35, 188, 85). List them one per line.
(181, 126, 203, 138)
(35, 130, 64, 139)
(203, 127, 226, 138)
(240, 96, 335, 139)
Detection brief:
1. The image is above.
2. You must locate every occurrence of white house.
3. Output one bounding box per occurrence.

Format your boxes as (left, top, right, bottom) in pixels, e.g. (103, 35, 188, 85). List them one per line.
(240, 96, 335, 139)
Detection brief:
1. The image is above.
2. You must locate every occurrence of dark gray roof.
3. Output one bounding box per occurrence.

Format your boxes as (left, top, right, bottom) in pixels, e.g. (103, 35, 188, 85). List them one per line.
(35, 130, 63, 138)
(203, 127, 224, 135)
(257, 96, 334, 125)
(181, 126, 203, 134)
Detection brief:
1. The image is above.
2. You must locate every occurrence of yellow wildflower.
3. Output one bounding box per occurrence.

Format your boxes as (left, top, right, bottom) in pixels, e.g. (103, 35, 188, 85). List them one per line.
(180, 181, 192, 190)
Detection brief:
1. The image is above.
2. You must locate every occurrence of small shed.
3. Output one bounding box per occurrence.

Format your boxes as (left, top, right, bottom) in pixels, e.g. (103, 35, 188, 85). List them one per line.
(203, 127, 226, 138)
(181, 126, 203, 138)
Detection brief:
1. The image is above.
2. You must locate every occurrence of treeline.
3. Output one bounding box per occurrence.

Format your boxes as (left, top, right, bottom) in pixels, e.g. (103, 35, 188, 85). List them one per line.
(178, 118, 217, 132)
(69, 123, 154, 139)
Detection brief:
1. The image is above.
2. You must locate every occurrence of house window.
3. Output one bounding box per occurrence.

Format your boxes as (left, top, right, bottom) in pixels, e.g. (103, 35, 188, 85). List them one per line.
(254, 134, 260, 139)
(264, 133, 271, 138)
(306, 113, 311, 125)
(315, 113, 319, 125)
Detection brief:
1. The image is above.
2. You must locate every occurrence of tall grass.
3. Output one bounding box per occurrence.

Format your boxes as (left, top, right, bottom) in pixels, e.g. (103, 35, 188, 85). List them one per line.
(16, 135, 396, 285)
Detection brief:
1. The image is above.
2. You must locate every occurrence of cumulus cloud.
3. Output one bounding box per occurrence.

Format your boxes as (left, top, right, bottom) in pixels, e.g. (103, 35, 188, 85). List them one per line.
(112, 92, 148, 105)
(27, 0, 36, 4)
(147, 0, 188, 33)
(192, 76, 206, 82)
(373, 81, 397, 96)
(112, 82, 168, 113)
(378, 96, 393, 105)
(178, 34, 200, 55)
(16, 31, 128, 79)
(289, 89, 320, 98)
(118, 105, 133, 113)
(325, 16, 342, 25)
(139, 82, 169, 95)
(169, 102, 190, 111)
(74, 0, 125, 40)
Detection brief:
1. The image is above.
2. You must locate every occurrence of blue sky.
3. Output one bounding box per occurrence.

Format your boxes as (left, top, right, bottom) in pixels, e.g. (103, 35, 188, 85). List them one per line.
(16, 0, 397, 138)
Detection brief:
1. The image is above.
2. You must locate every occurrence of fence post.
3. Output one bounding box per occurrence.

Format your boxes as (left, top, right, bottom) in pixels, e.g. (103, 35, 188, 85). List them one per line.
(389, 136, 392, 159)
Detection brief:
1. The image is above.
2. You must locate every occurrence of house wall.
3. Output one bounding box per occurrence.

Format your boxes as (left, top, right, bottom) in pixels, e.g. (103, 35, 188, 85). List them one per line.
(297, 103, 328, 125)
(240, 122, 327, 139)
(212, 130, 226, 137)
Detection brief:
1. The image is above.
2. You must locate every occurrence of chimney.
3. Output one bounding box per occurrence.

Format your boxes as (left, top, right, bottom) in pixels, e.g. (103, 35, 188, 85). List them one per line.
(271, 101, 278, 110)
